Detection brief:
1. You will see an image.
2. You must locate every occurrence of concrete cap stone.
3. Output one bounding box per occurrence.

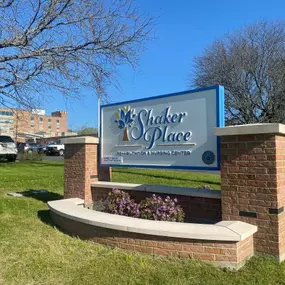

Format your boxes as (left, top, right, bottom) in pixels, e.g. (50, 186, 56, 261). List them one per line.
(48, 198, 257, 242)
(61, 136, 99, 144)
(216, 221, 258, 241)
(91, 181, 221, 199)
(214, 123, 285, 136)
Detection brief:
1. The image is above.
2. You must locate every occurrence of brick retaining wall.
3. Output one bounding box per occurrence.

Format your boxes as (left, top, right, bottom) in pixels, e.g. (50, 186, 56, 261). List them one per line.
(51, 210, 254, 270)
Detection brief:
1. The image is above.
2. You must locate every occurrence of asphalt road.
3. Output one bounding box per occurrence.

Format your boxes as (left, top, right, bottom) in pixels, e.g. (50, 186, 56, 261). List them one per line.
(42, 155, 64, 161)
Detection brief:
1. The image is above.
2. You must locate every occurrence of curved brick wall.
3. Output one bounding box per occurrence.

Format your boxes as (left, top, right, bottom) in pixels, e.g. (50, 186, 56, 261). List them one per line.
(50, 211, 254, 270)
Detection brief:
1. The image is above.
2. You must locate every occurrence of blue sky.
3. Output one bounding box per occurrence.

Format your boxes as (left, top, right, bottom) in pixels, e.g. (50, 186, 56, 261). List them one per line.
(42, 0, 285, 130)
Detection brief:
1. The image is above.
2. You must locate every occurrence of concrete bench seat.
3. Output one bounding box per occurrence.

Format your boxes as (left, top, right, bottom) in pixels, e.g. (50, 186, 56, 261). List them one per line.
(48, 198, 256, 242)
(48, 198, 257, 269)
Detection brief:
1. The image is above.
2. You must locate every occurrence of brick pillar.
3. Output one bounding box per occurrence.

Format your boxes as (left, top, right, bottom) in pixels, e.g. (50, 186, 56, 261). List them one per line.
(62, 136, 111, 205)
(215, 124, 285, 261)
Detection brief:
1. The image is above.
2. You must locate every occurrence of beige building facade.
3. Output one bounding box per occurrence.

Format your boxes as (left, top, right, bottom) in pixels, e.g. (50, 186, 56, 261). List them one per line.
(0, 108, 68, 141)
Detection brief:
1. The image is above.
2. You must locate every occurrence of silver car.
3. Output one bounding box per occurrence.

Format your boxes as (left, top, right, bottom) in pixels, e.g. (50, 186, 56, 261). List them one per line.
(0, 135, 17, 162)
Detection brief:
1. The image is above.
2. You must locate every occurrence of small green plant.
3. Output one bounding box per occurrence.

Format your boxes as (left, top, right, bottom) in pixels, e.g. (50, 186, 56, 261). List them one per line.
(18, 151, 44, 161)
(92, 200, 107, 212)
(198, 184, 213, 190)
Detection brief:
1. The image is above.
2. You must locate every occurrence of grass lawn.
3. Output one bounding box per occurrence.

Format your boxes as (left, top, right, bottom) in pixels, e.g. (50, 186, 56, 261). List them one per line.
(112, 168, 221, 190)
(0, 161, 284, 285)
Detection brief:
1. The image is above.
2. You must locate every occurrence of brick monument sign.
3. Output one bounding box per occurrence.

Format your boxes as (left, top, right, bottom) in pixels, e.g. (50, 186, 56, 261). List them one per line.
(48, 87, 285, 269)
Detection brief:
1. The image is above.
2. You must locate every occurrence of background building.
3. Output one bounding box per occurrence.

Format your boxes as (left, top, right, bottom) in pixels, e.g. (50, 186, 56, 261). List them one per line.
(0, 108, 69, 142)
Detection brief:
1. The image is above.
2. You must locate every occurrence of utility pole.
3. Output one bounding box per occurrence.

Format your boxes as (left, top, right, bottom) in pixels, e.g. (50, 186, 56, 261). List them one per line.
(97, 94, 101, 139)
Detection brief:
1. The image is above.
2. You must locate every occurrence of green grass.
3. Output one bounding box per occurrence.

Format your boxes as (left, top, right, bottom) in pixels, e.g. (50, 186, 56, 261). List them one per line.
(0, 161, 285, 284)
(112, 168, 221, 189)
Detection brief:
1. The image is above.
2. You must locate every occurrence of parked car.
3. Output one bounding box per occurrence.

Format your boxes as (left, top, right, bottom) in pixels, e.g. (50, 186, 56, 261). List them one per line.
(0, 135, 17, 162)
(17, 142, 41, 153)
(37, 144, 47, 154)
(38, 141, 57, 154)
(46, 141, 65, 156)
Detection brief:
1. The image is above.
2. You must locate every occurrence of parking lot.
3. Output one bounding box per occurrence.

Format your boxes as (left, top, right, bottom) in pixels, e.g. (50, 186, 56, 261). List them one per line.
(14, 154, 64, 162)
(43, 155, 64, 161)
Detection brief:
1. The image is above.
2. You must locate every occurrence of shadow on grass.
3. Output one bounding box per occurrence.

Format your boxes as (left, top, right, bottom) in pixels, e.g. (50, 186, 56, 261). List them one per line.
(23, 161, 63, 167)
(37, 210, 55, 227)
(19, 189, 63, 203)
(0, 160, 63, 167)
(0, 159, 15, 163)
(113, 170, 220, 186)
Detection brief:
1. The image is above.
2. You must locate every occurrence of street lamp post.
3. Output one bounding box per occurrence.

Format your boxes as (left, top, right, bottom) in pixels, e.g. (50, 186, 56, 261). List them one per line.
(97, 95, 101, 139)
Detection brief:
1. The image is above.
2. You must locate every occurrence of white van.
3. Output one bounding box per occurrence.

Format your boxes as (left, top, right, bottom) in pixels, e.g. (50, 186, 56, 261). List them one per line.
(0, 135, 17, 162)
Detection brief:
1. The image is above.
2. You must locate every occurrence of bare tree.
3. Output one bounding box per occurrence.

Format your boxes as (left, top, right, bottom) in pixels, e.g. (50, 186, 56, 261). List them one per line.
(77, 125, 98, 135)
(0, 0, 154, 109)
(191, 21, 285, 125)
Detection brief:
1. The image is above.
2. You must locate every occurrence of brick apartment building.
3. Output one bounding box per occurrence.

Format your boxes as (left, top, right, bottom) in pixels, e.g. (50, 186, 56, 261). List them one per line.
(0, 108, 68, 142)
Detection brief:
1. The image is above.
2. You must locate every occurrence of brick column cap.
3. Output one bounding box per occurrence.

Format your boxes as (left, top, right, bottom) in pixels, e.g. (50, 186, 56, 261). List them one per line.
(214, 123, 285, 137)
(61, 136, 99, 144)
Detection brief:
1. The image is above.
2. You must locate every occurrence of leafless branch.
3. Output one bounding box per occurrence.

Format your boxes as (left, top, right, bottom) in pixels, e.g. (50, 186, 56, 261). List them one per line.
(0, 0, 155, 109)
(191, 21, 285, 124)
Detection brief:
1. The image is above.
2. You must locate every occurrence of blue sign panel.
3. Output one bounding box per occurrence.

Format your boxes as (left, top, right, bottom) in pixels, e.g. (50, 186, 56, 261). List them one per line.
(100, 85, 224, 170)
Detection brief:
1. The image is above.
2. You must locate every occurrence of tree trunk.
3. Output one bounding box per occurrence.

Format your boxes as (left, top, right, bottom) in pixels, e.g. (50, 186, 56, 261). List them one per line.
(122, 127, 129, 141)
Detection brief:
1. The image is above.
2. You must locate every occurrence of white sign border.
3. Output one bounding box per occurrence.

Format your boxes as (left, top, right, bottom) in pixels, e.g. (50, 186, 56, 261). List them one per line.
(100, 85, 225, 171)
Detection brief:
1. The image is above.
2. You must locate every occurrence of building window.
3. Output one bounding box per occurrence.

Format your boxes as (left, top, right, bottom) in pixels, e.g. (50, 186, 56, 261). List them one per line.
(56, 119, 60, 131)
(0, 120, 12, 124)
(39, 117, 43, 131)
(0, 117, 13, 136)
(30, 116, 34, 128)
(48, 118, 51, 132)
(0, 111, 13, 116)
